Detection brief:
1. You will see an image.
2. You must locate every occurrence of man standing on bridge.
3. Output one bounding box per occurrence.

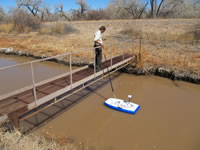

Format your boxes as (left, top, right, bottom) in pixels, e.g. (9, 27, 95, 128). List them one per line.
(94, 26, 106, 72)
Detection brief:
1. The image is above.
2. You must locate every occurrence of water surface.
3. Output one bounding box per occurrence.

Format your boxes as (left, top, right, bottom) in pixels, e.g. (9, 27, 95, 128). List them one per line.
(0, 54, 70, 95)
(37, 73, 200, 150)
(1, 54, 200, 150)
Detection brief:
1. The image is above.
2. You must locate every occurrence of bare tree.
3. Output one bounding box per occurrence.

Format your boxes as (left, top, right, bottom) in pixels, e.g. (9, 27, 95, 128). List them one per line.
(8, 8, 41, 32)
(86, 9, 108, 20)
(0, 5, 6, 21)
(55, 3, 70, 21)
(194, 0, 200, 5)
(123, 0, 148, 19)
(148, 0, 190, 18)
(149, 0, 165, 17)
(0, 5, 4, 13)
(194, 0, 200, 9)
(194, 0, 200, 17)
(75, 0, 89, 15)
(181, 0, 200, 18)
(16, 0, 43, 16)
(158, 0, 185, 18)
(111, 0, 148, 19)
(40, 4, 51, 21)
(106, 1, 131, 19)
(70, 9, 81, 20)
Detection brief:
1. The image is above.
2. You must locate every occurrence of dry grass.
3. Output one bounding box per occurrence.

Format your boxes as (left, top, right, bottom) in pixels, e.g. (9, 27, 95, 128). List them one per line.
(0, 24, 13, 33)
(118, 19, 200, 75)
(0, 19, 200, 149)
(121, 20, 200, 44)
(138, 43, 200, 75)
(0, 23, 37, 34)
(0, 127, 83, 150)
(39, 22, 79, 35)
(0, 19, 199, 75)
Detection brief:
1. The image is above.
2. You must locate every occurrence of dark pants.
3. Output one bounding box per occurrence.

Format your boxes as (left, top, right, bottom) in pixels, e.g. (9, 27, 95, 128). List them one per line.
(94, 43, 102, 71)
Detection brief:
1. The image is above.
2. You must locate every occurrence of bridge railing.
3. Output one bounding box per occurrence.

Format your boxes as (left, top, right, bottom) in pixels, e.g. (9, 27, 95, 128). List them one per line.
(0, 39, 140, 108)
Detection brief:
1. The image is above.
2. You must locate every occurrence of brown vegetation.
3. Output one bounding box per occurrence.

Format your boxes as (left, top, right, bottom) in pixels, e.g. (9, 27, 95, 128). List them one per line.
(0, 127, 79, 150)
(120, 19, 200, 75)
(0, 19, 199, 76)
(1, 0, 200, 23)
(0, 1, 200, 149)
(0, 1, 200, 147)
(39, 22, 79, 35)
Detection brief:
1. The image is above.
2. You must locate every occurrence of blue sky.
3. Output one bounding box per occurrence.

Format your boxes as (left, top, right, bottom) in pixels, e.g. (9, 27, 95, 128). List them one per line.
(0, 0, 111, 11)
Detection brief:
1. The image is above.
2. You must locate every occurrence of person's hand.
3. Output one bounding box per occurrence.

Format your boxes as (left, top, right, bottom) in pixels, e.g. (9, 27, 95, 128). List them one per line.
(101, 44, 104, 48)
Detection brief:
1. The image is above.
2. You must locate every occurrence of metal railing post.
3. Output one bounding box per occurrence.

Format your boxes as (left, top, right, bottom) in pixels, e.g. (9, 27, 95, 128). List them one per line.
(93, 47, 96, 77)
(70, 53, 73, 89)
(132, 39, 134, 57)
(30, 63, 38, 107)
(139, 38, 142, 63)
(111, 46, 113, 69)
(123, 41, 125, 62)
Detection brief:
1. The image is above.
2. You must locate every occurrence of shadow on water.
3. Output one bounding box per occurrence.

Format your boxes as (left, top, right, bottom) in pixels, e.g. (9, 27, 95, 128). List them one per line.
(20, 72, 121, 133)
(171, 80, 180, 87)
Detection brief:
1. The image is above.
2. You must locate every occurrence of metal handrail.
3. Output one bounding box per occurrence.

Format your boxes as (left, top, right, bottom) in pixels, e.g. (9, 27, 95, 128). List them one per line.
(0, 38, 137, 108)
(0, 39, 138, 71)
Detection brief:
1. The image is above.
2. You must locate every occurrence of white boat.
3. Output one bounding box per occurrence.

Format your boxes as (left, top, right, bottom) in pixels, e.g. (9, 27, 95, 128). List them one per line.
(104, 98, 140, 114)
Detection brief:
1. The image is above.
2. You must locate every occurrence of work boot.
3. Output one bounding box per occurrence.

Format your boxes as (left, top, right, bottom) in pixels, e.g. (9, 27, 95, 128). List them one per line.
(96, 66, 101, 72)
(88, 64, 94, 69)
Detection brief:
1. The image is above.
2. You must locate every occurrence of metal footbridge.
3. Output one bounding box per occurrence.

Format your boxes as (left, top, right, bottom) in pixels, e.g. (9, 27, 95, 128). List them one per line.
(0, 40, 136, 127)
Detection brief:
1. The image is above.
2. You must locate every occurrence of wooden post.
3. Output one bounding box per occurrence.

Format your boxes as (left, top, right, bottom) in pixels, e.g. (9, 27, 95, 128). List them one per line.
(8, 106, 28, 129)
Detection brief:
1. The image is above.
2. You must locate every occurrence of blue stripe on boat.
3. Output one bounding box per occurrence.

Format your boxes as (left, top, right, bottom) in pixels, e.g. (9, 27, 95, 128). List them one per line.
(104, 102, 140, 114)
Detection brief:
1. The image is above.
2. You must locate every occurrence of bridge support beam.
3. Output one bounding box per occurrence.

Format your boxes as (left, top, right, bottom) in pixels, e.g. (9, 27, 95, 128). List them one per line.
(8, 107, 28, 129)
(8, 112, 20, 128)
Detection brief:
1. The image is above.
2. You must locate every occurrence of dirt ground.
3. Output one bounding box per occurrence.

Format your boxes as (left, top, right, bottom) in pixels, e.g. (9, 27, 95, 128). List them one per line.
(0, 19, 200, 75)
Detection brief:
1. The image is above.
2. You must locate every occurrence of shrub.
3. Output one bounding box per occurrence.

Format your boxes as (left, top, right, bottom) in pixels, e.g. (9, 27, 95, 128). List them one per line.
(120, 25, 199, 44)
(0, 23, 14, 33)
(0, 6, 6, 22)
(193, 22, 200, 42)
(120, 27, 142, 38)
(8, 9, 41, 33)
(86, 9, 108, 20)
(39, 22, 79, 35)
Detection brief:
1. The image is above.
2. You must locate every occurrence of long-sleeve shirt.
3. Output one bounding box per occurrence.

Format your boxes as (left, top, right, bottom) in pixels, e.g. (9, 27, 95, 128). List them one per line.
(94, 30, 103, 45)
